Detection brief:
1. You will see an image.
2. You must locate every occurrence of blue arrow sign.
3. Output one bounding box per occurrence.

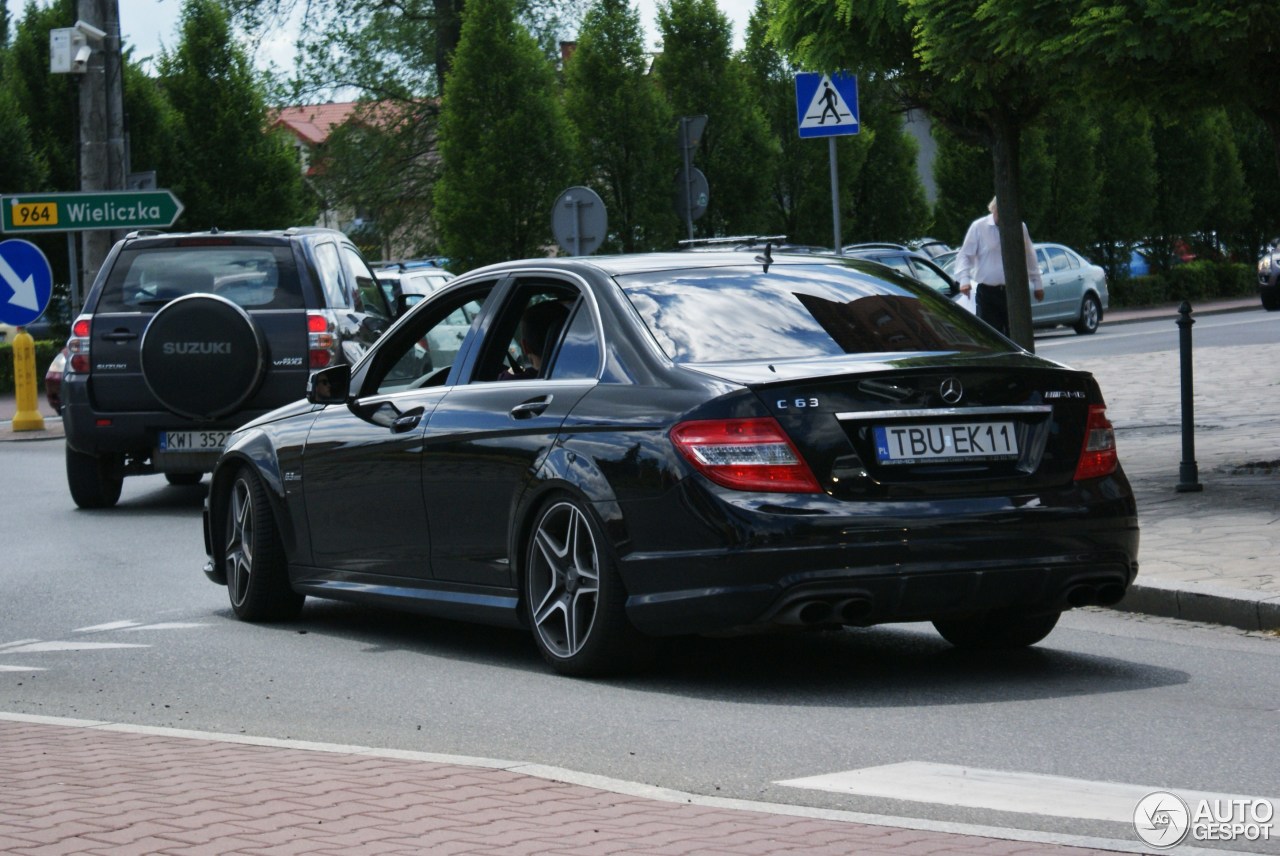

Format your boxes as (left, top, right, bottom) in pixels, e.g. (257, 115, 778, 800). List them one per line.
(795, 72, 860, 139)
(0, 238, 54, 327)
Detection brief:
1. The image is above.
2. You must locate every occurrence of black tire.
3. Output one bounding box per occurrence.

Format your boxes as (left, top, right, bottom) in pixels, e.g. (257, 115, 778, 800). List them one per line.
(165, 472, 203, 486)
(66, 445, 124, 509)
(1072, 294, 1101, 335)
(524, 496, 653, 677)
(932, 609, 1061, 650)
(1262, 289, 1280, 311)
(223, 467, 304, 621)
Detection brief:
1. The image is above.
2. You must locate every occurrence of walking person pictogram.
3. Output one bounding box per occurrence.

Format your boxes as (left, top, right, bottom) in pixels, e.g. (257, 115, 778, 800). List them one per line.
(818, 83, 840, 124)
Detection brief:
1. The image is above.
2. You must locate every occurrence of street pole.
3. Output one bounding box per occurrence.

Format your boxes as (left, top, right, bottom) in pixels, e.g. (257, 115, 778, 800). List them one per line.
(829, 137, 842, 255)
(77, 0, 126, 287)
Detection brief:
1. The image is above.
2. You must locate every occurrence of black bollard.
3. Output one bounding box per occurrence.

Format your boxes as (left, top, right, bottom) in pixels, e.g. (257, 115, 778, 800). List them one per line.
(1176, 301, 1203, 492)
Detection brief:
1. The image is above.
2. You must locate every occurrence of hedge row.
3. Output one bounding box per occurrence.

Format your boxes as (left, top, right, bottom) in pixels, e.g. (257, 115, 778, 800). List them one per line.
(1109, 261, 1256, 308)
(0, 339, 64, 395)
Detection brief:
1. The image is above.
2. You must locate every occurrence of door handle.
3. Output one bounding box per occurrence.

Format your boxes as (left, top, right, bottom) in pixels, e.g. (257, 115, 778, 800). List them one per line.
(510, 395, 552, 419)
(102, 330, 138, 343)
(391, 413, 422, 433)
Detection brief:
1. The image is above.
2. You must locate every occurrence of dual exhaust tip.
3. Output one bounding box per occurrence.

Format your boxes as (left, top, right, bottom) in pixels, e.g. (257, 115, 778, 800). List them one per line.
(774, 578, 1127, 627)
(775, 597, 873, 627)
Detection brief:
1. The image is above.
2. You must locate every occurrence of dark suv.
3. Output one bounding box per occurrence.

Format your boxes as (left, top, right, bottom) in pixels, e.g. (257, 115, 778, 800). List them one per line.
(62, 227, 395, 508)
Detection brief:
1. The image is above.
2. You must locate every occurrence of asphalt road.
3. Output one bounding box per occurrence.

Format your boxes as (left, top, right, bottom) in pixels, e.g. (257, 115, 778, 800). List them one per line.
(2, 434, 1277, 853)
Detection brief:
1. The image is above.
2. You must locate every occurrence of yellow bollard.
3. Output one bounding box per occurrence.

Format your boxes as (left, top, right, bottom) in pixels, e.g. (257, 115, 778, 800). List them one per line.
(10, 328, 46, 432)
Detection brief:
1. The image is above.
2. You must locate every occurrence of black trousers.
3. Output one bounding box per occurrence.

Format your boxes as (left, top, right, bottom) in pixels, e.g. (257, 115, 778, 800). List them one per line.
(977, 284, 1009, 336)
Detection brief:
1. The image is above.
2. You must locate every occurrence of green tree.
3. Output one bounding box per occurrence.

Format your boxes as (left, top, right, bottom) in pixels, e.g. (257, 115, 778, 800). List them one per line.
(313, 104, 441, 259)
(157, 0, 313, 231)
(653, 0, 773, 241)
(740, 0, 868, 248)
(434, 0, 575, 271)
(4, 0, 77, 194)
(771, 0, 1080, 349)
(1091, 105, 1157, 281)
(564, 0, 676, 252)
(845, 85, 929, 244)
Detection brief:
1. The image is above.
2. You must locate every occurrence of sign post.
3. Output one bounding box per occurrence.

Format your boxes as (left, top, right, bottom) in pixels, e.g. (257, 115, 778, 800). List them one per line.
(0, 239, 55, 433)
(795, 72, 859, 254)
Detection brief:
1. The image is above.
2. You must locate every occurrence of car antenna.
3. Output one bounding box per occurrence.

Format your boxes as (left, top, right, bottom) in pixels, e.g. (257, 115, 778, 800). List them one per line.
(755, 241, 774, 273)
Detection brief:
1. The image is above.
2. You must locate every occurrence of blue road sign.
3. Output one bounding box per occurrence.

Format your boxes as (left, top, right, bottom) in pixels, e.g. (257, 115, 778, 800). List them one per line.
(0, 238, 54, 327)
(795, 72, 860, 139)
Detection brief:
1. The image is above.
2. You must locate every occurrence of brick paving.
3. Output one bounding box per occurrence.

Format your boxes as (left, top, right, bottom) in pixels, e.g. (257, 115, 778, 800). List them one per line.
(0, 717, 1128, 856)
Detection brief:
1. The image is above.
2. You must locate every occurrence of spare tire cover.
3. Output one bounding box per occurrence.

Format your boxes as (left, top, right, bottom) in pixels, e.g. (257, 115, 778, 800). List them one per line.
(141, 293, 267, 420)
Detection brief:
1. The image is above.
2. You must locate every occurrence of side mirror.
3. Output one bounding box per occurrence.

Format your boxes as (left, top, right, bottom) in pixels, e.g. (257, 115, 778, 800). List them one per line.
(307, 364, 351, 404)
(396, 293, 410, 317)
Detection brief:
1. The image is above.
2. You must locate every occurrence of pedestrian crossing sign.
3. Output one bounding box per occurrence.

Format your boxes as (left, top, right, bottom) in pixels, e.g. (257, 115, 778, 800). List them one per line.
(795, 72, 860, 139)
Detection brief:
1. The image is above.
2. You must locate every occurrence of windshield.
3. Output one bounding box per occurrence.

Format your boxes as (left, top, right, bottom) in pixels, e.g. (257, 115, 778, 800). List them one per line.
(618, 263, 1003, 363)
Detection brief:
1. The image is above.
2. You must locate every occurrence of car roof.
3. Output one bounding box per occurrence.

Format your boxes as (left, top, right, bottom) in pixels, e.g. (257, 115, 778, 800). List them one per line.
(466, 250, 869, 280)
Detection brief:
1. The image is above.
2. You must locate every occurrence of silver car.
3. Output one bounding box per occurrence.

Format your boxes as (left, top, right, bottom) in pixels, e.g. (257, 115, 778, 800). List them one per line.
(938, 243, 1108, 335)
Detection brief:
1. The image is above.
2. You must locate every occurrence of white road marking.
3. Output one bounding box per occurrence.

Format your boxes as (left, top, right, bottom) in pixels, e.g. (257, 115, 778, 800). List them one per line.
(0, 665, 45, 672)
(116, 622, 207, 632)
(75, 620, 143, 632)
(0, 639, 42, 651)
(777, 762, 1272, 823)
(2, 641, 148, 653)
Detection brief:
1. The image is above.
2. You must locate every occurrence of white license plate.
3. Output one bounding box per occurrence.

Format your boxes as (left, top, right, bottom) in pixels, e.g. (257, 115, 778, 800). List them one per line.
(159, 430, 231, 452)
(874, 421, 1018, 464)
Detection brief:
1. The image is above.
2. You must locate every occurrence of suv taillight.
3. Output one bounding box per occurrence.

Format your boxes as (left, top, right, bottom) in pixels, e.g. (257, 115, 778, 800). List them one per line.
(1074, 404, 1118, 481)
(671, 417, 821, 493)
(307, 310, 339, 369)
(68, 316, 92, 373)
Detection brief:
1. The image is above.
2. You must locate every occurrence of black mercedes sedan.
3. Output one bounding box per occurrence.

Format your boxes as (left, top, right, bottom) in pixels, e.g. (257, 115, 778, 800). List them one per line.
(202, 250, 1139, 676)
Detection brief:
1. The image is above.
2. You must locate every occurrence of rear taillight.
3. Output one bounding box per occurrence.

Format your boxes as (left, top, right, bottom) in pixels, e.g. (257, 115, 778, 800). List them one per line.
(671, 417, 821, 493)
(307, 310, 338, 369)
(1074, 404, 1118, 481)
(68, 315, 92, 373)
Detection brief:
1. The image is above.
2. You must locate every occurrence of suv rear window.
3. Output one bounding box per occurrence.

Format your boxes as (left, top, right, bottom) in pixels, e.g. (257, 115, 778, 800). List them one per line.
(95, 245, 302, 312)
(618, 264, 1001, 363)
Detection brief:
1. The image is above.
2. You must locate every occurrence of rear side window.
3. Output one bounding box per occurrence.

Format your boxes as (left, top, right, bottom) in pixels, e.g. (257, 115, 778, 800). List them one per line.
(343, 245, 392, 320)
(619, 263, 1004, 363)
(95, 245, 301, 312)
(313, 243, 351, 309)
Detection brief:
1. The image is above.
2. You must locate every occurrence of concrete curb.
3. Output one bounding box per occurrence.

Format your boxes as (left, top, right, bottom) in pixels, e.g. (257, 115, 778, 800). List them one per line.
(1114, 579, 1280, 632)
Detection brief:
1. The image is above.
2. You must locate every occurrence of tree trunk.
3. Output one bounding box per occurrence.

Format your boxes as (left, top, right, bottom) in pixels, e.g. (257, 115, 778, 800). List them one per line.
(988, 109, 1034, 351)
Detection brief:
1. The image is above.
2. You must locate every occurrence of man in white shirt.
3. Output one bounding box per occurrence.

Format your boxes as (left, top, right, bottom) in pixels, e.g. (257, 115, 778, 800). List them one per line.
(952, 197, 1044, 336)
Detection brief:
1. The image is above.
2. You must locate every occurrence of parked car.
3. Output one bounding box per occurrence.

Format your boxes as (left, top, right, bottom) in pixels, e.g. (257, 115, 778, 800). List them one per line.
(1033, 243, 1109, 334)
(61, 227, 395, 508)
(374, 261, 456, 313)
(1258, 241, 1279, 311)
(937, 244, 1108, 334)
(202, 250, 1138, 676)
(842, 245, 960, 298)
(45, 347, 67, 414)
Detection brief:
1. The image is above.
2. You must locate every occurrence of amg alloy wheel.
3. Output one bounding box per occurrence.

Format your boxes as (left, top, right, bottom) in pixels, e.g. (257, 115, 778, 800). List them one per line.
(524, 497, 651, 676)
(224, 467, 304, 621)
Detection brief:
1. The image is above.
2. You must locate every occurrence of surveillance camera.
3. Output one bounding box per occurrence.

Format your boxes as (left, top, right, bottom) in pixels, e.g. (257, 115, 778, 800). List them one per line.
(72, 43, 92, 70)
(74, 19, 107, 41)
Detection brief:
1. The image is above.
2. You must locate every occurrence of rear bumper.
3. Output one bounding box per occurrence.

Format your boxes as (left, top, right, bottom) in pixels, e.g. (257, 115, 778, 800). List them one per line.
(63, 385, 276, 473)
(616, 477, 1139, 636)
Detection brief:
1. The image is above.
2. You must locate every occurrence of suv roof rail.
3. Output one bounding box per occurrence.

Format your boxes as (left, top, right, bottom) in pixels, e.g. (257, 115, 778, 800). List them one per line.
(125, 229, 166, 239)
